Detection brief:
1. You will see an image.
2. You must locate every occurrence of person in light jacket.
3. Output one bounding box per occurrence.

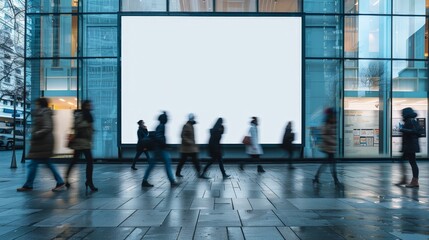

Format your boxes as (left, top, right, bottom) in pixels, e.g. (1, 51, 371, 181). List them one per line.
(175, 113, 201, 177)
(241, 117, 265, 173)
(312, 108, 340, 186)
(17, 98, 65, 192)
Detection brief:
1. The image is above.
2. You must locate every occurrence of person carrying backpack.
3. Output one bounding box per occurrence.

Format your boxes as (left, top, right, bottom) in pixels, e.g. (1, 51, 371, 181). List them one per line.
(397, 107, 422, 188)
(131, 120, 150, 170)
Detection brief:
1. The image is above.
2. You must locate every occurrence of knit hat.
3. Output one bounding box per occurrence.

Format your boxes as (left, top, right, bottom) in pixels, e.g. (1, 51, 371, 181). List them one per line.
(188, 113, 195, 121)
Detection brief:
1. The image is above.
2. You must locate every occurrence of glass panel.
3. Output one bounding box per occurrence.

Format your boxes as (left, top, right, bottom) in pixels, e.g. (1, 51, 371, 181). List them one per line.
(344, 60, 391, 158)
(304, 0, 340, 13)
(27, 0, 78, 13)
(121, 0, 166, 11)
(80, 15, 117, 57)
(215, 0, 256, 12)
(170, 0, 213, 11)
(344, 16, 391, 58)
(26, 15, 78, 58)
(81, 0, 119, 12)
(305, 15, 342, 58)
(393, 17, 426, 59)
(393, 61, 427, 93)
(80, 59, 118, 158)
(304, 60, 342, 158)
(393, 0, 426, 15)
(259, 0, 301, 12)
(344, 0, 390, 14)
(26, 59, 77, 97)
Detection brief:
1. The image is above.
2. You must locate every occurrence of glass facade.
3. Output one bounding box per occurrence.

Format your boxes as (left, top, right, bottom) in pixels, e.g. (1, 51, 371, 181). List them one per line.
(25, 0, 428, 159)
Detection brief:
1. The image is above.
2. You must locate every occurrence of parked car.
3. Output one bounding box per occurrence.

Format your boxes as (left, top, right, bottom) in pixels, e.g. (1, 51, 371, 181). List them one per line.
(0, 127, 24, 150)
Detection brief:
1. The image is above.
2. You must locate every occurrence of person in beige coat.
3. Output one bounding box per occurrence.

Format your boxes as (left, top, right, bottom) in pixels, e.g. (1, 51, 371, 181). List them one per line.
(175, 114, 201, 177)
(17, 98, 65, 192)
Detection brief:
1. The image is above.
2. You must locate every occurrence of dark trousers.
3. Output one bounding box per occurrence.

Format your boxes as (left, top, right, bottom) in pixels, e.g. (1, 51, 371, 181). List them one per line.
(131, 150, 150, 167)
(240, 154, 263, 169)
(315, 152, 338, 182)
(402, 152, 419, 179)
(202, 155, 226, 176)
(66, 149, 94, 184)
(176, 152, 201, 175)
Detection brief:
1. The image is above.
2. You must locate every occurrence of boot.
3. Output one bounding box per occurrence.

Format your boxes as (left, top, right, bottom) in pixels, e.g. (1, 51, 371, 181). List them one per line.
(405, 178, 419, 188)
(394, 177, 407, 186)
(257, 165, 265, 173)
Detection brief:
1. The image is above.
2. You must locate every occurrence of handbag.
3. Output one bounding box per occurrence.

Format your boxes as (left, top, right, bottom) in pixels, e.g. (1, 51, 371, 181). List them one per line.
(66, 133, 76, 149)
(242, 135, 251, 145)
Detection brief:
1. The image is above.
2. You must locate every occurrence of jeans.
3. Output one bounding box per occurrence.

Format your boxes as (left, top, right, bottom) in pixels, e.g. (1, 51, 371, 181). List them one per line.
(143, 149, 175, 183)
(23, 159, 64, 188)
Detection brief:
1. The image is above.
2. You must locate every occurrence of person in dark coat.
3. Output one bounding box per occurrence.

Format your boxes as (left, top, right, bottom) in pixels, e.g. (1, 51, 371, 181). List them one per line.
(175, 113, 201, 177)
(17, 98, 65, 192)
(142, 111, 178, 187)
(312, 108, 340, 187)
(282, 121, 296, 169)
(65, 100, 98, 192)
(131, 120, 150, 170)
(200, 118, 230, 179)
(397, 107, 421, 188)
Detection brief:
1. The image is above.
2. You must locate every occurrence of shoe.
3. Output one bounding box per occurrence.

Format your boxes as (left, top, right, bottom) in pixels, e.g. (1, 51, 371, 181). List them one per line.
(239, 164, 244, 171)
(257, 165, 265, 173)
(170, 181, 180, 187)
(85, 182, 98, 192)
(199, 174, 211, 179)
(131, 166, 137, 170)
(176, 174, 184, 178)
(405, 178, 419, 188)
(141, 180, 154, 187)
(52, 183, 66, 192)
(312, 178, 319, 184)
(223, 174, 231, 179)
(17, 186, 33, 192)
(65, 182, 71, 188)
(288, 165, 296, 170)
(394, 178, 407, 186)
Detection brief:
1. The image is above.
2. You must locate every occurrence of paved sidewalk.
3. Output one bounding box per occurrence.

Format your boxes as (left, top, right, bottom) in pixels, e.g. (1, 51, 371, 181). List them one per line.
(0, 150, 428, 239)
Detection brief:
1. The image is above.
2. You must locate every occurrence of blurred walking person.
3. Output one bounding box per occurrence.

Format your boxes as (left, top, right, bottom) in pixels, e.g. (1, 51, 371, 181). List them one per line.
(312, 108, 340, 186)
(17, 98, 66, 192)
(241, 117, 265, 173)
(200, 118, 230, 179)
(65, 100, 98, 192)
(131, 120, 150, 170)
(396, 107, 422, 188)
(282, 121, 296, 169)
(175, 114, 201, 177)
(141, 112, 179, 187)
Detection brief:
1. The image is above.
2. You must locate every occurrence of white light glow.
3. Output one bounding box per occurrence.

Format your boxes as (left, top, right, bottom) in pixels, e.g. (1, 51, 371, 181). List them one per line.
(121, 16, 302, 144)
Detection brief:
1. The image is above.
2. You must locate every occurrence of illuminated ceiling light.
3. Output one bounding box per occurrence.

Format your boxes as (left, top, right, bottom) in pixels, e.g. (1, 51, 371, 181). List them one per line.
(355, 1, 359, 6)
(59, 98, 65, 102)
(67, 102, 74, 105)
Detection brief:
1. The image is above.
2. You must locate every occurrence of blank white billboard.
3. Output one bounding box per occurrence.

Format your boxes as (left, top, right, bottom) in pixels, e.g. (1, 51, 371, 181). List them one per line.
(121, 16, 302, 144)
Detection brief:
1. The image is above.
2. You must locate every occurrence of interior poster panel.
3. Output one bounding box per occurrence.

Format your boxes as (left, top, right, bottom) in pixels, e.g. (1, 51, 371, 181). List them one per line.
(121, 16, 302, 144)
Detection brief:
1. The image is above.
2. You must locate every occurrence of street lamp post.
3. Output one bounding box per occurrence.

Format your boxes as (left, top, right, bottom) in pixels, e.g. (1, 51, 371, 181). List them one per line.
(10, 91, 17, 168)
